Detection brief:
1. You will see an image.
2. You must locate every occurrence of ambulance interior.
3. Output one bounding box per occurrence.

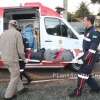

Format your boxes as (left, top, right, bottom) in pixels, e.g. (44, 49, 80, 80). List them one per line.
(3, 8, 40, 50)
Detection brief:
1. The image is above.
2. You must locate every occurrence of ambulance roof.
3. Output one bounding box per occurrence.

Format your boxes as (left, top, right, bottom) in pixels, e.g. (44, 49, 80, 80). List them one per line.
(0, 2, 61, 17)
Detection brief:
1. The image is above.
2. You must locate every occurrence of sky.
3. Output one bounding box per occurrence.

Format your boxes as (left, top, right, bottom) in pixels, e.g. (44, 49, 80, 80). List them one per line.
(68, 0, 100, 14)
(0, 0, 100, 15)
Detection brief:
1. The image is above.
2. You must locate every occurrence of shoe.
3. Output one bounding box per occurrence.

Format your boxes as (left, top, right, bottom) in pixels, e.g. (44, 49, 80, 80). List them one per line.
(23, 79, 32, 85)
(23, 82, 30, 85)
(69, 92, 81, 97)
(3, 95, 16, 100)
(18, 88, 29, 95)
(68, 89, 81, 97)
(69, 92, 76, 97)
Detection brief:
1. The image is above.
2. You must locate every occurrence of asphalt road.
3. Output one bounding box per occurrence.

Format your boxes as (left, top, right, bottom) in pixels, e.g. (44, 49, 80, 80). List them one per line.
(0, 79, 100, 100)
(0, 62, 100, 100)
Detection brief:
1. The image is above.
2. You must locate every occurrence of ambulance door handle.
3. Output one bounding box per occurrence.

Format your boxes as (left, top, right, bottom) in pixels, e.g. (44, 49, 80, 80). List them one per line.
(45, 40, 53, 42)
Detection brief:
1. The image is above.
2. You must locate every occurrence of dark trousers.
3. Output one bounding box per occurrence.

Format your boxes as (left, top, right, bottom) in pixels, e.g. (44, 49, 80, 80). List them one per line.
(20, 69, 31, 82)
(78, 55, 99, 90)
(19, 61, 31, 83)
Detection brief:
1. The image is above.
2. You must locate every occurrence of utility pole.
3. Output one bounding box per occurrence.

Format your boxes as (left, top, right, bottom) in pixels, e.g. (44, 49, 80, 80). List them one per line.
(63, 0, 68, 20)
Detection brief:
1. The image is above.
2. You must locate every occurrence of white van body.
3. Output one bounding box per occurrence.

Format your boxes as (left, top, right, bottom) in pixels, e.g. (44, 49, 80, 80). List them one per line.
(0, 3, 87, 69)
(0, 2, 83, 51)
(40, 16, 83, 50)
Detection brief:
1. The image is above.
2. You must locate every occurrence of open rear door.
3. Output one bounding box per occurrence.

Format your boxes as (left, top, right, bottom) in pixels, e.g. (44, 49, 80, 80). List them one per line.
(0, 8, 4, 34)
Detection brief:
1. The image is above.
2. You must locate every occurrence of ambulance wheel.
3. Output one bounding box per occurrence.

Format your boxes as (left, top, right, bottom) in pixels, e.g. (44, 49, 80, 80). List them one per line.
(70, 63, 81, 72)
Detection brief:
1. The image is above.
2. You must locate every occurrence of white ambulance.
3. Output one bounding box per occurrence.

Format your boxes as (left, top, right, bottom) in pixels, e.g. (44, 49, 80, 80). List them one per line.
(0, 2, 84, 69)
(0, 2, 83, 50)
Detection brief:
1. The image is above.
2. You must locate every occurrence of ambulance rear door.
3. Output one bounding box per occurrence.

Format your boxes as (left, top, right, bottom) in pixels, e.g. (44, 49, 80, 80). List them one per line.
(0, 8, 4, 35)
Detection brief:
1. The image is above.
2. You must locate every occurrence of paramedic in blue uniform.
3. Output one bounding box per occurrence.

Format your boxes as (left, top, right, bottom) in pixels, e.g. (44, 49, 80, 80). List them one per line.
(69, 15, 100, 97)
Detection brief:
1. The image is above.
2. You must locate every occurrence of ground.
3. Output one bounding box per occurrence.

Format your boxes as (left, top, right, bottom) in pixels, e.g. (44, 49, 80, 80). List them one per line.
(0, 79, 100, 100)
(0, 62, 100, 100)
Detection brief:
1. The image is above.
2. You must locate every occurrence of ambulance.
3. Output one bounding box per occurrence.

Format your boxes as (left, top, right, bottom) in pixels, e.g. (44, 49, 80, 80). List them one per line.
(0, 2, 85, 70)
(0, 2, 83, 50)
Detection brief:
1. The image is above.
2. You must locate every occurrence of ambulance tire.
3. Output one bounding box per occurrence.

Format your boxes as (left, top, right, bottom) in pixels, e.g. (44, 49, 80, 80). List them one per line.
(70, 63, 81, 72)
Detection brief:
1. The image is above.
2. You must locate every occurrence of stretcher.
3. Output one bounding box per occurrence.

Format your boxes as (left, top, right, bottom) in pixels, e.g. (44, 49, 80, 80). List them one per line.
(0, 52, 84, 69)
(0, 59, 74, 68)
(25, 58, 81, 68)
(24, 52, 84, 68)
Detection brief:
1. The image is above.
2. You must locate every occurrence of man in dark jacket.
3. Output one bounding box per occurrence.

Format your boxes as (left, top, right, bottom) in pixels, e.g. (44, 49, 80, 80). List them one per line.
(19, 38, 32, 85)
(69, 15, 100, 97)
(17, 27, 32, 85)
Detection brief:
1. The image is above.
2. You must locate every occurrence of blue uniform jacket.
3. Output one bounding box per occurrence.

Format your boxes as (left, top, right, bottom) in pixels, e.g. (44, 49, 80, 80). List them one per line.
(83, 26, 100, 55)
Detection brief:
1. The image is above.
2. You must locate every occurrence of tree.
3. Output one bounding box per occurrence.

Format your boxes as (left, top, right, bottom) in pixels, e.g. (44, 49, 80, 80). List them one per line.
(97, 11, 100, 15)
(91, 0, 100, 3)
(67, 12, 78, 22)
(91, 0, 100, 15)
(75, 2, 90, 18)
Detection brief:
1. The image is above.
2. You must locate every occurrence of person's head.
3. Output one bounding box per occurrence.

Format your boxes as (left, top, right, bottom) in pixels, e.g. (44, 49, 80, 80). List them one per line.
(8, 20, 18, 29)
(83, 15, 95, 28)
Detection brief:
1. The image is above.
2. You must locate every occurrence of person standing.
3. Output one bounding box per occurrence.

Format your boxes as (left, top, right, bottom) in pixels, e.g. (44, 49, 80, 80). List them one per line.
(69, 15, 100, 97)
(21, 24, 35, 50)
(16, 26, 32, 85)
(19, 38, 32, 85)
(0, 20, 28, 100)
(19, 60, 32, 85)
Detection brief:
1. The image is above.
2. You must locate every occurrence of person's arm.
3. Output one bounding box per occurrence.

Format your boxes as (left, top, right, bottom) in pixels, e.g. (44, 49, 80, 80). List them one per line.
(84, 31, 100, 63)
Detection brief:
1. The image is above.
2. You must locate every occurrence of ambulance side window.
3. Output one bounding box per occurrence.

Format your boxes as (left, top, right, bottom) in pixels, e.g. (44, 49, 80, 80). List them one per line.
(45, 18, 61, 36)
(45, 17, 77, 39)
(60, 21, 77, 39)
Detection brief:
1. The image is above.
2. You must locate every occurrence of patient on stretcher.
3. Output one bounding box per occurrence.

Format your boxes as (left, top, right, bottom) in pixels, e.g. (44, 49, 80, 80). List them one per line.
(25, 48, 74, 62)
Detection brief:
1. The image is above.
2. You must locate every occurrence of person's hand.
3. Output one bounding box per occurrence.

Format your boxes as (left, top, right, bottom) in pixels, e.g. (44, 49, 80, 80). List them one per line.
(72, 57, 83, 64)
(24, 59, 29, 63)
(77, 59, 83, 64)
(72, 52, 84, 64)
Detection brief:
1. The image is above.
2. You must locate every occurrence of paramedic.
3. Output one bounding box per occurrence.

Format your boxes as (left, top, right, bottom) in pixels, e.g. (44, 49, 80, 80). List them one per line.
(69, 15, 100, 97)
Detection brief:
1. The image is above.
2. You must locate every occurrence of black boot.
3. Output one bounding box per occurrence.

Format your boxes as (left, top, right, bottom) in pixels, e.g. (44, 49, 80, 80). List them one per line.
(87, 76, 100, 93)
(22, 71, 32, 85)
(20, 72, 23, 80)
(69, 77, 86, 97)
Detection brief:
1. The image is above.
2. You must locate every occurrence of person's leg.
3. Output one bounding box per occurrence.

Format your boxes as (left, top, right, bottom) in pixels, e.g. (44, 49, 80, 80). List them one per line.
(69, 56, 97, 97)
(17, 69, 29, 95)
(17, 77, 24, 92)
(87, 75, 100, 92)
(5, 63, 22, 98)
(69, 62, 93, 97)
(22, 70, 32, 84)
(69, 74, 88, 97)
(20, 72, 23, 80)
(19, 60, 32, 85)
(86, 55, 100, 92)
(19, 60, 25, 81)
